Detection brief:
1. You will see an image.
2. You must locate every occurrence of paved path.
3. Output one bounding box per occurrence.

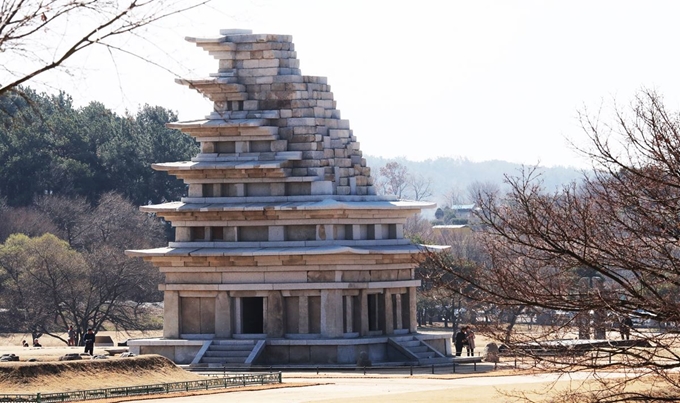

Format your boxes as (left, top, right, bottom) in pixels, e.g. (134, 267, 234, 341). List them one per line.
(128, 371, 623, 403)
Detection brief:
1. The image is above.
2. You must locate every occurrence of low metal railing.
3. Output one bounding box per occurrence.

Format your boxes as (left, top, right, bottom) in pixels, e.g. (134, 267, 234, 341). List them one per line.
(0, 372, 282, 403)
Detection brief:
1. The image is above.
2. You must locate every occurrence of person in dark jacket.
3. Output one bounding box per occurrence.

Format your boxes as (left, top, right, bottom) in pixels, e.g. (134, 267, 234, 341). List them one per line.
(619, 316, 633, 340)
(83, 328, 95, 355)
(454, 327, 468, 357)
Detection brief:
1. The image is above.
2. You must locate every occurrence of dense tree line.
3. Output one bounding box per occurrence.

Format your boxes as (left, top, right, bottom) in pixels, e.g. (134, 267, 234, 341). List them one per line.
(0, 88, 198, 207)
(0, 193, 166, 344)
(0, 87, 197, 343)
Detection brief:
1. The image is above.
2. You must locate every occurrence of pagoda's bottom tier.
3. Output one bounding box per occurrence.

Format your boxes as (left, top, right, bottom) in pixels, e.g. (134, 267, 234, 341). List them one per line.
(127, 332, 453, 366)
(161, 283, 419, 340)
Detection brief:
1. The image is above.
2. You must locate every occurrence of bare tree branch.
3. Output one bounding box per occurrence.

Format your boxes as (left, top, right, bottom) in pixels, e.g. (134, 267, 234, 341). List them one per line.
(0, 0, 210, 97)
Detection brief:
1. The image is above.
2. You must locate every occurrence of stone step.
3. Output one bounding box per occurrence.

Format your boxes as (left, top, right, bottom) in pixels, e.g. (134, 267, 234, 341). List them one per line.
(389, 335, 416, 342)
(414, 352, 435, 359)
(408, 345, 429, 353)
(201, 356, 247, 364)
(211, 340, 257, 346)
(204, 350, 251, 357)
(398, 340, 421, 348)
(208, 345, 255, 351)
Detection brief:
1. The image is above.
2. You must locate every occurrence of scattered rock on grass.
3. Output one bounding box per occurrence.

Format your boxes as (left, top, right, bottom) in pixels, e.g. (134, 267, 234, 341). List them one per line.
(0, 354, 19, 362)
(58, 353, 82, 361)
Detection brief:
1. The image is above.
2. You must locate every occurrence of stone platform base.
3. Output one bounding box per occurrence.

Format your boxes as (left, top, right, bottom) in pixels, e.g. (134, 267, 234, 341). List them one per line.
(128, 333, 452, 366)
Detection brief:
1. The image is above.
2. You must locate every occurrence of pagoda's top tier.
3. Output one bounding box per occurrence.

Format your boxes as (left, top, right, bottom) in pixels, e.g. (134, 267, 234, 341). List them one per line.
(163, 29, 379, 198)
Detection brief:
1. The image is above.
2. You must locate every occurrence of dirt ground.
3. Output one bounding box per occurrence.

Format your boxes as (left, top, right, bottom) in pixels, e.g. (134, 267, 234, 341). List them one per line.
(0, 327, 665, 401)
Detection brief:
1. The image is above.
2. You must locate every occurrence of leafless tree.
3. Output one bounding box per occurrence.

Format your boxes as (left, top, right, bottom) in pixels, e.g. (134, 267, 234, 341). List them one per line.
(441, 186, 466, 208)
(0, 202, 59, 242)
(377, 161, 409, 198)
(0, 0, 210, 97)
(376, 161, 434, 201)
(466, 181, 498, 206)
(0, 192, 166, 344)
(408, 173, 433, 201)
(425, 90, 680, 402)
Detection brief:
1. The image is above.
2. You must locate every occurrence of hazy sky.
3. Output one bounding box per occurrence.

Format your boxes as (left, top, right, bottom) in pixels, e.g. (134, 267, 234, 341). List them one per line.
(31, 1, 680, 168)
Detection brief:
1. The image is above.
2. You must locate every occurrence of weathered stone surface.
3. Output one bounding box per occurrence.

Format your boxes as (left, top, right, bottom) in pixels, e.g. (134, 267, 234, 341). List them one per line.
(124, 29, 448, 366)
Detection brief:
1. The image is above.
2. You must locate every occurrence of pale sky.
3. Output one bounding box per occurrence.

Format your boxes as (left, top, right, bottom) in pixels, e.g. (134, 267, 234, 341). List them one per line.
(29, 0, 680, 168)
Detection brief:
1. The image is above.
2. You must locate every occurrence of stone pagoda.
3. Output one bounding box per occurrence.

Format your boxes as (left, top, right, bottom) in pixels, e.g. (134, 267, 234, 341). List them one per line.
(126, 29, 451, 366)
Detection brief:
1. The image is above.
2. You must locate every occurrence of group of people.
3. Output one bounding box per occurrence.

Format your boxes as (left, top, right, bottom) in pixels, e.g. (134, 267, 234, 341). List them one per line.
(21, 326, 96, 355)
(454, 326, 476, 356)
(21, 339, 41, 347)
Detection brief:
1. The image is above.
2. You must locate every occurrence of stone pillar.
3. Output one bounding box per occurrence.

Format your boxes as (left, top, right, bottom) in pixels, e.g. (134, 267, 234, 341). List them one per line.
(188, 184, 202, 197)
(201, 141, 215, 153)
(224, 227, 237, 242)
(235, 141, 249, 153)
(299, 296, 309, 333)
(395, 293, 403, 330)
(316, 224, 334, 241)
(352, 224, 361, 241)
(320, 289, 343, 337)
(408, 287, 418, 333)
(175, 227, 190, 242)
(267, 291, 284, 337)
(214, 292, 232, 338)
(383, 290, 394, 335)
(374, 224, 383, 240)
(163, 291, 180, 339)
(344, 295, 353, 333)
(233, 297, 242, 334)
(359, 290, 369, 336)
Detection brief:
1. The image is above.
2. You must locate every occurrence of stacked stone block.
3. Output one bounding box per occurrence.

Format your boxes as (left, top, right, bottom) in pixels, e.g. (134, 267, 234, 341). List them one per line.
(126, 30, 446, 365)
(165, 29, 373, 197)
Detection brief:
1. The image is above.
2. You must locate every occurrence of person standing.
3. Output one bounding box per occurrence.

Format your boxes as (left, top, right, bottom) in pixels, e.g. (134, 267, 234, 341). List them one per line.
(620, 316, 633, 340)
(67, 325, 76, 346)
(83, 328, 95, 355)
(465, 326, 476, 356)
(454, 327, 467, 357)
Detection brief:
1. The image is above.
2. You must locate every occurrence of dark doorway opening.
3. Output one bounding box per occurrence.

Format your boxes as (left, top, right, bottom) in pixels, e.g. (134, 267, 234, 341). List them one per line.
(242, 297, 264, 333)
(368, 294, 383, 332)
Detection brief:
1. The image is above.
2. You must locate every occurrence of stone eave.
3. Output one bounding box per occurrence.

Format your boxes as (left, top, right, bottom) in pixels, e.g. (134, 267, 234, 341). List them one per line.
(192, 151, 302, 162)
(140, 198, 435, 213)
(175, 78, 245, 89)
(166, 119, 269, 130)
(125, 244, 429, 258)
(151, 160, 287, 171)
(158, 279, 421, 292)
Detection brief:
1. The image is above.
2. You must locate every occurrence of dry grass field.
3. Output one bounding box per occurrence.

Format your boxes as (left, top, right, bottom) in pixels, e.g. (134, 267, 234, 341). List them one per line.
(0, 326, 674, 401)
(0, 355, 204, 393)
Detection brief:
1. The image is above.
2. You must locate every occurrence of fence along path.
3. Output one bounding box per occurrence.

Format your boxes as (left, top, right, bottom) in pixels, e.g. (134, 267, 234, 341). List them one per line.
(0, 372, 282, 403)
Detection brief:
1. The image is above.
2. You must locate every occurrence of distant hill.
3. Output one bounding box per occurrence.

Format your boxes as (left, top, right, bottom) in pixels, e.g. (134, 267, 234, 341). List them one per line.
(364, 155, 586, 206)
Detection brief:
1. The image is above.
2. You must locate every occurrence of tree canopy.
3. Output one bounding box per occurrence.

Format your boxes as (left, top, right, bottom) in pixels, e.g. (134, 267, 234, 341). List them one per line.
(0, 88, 197, 207)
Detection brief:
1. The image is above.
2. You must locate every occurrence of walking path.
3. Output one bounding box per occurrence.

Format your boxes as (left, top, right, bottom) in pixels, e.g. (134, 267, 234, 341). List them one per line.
(128, 370, 624, 403)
